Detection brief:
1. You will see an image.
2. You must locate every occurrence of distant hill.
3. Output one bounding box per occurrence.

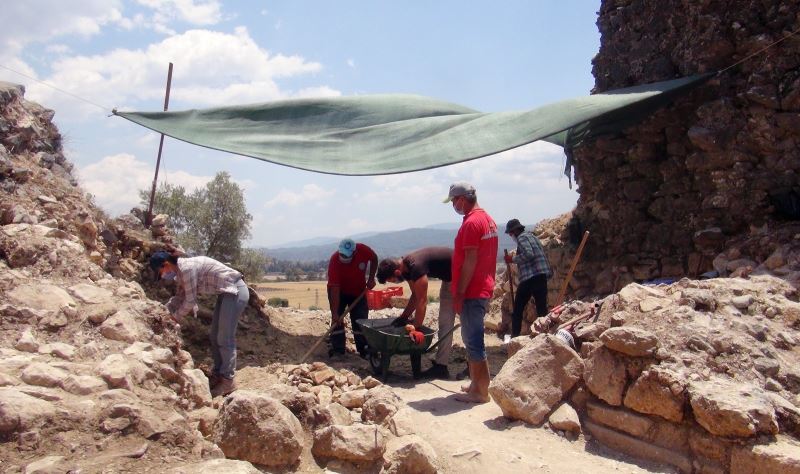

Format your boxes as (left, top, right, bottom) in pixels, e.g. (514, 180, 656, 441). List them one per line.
(262, 224, 517, 262)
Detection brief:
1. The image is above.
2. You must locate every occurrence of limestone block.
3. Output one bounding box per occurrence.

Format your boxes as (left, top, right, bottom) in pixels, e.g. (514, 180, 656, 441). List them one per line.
(689, 379, 778, 438)
(584, 345, 627, 406)
(489, 335, 583, 425)
(584, 420, 692, 473)
(382, 434, 438, 474)
(586, 400, 654, 438)
(312, 424, 386, 462)
(624, 366, 685, 423)
(212, 391, 304, 467)
(600, 326, 659, 357)
(731, 438, 800, 474)
(548, 403, 581, 433)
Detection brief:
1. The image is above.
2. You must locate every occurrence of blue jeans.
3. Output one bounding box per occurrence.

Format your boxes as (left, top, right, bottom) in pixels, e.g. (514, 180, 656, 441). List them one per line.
(210, 279, 249, 379)
(460, 298, 488, 361)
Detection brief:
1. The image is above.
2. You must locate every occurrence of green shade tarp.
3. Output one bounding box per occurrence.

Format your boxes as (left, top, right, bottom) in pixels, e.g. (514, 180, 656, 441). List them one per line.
(114, 73, 713, 176)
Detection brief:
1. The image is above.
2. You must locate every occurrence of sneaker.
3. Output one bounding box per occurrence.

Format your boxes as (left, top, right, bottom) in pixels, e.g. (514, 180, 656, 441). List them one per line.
(210, 377, 237, 397)
(417, 363, 450, 380)
(208, 373, 222, 390)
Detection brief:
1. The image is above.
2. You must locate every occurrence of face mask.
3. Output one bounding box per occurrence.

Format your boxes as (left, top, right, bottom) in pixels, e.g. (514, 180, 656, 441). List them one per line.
(452, 199, 465, 216)
(162, 271, 177, 282)
(338, 254, 353, 264)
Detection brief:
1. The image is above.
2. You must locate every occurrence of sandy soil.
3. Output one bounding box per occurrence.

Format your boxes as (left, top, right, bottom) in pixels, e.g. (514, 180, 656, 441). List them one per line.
(391, 379, 672, 473)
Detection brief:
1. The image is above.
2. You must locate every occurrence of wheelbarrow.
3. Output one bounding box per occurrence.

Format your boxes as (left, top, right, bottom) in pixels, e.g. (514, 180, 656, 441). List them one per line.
(357, 317, 461, 382)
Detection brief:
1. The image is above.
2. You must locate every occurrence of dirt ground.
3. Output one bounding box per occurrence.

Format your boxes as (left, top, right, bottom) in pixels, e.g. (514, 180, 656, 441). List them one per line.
(179, 303, 672, 473)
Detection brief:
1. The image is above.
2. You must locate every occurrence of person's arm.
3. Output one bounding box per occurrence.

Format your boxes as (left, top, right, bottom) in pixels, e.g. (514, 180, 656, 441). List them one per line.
(328, 285, 341, 325)
(513, 234, 535, 263)
(366, 247, 378, 289)
(173, 265, 198, 319)
(454, 248, 478, 314)
(410, 275, 429, 327)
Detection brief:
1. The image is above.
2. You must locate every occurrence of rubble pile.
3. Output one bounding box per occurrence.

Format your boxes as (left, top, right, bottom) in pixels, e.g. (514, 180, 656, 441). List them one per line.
(491, 275, 800, 472)
(0, 81, 433, 472)
(529, 0, 800, 300)
(223, 362, 439, 472)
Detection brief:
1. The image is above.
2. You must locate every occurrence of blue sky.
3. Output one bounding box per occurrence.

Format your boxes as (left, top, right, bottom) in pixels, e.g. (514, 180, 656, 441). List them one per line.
(0, 1, 600, 247)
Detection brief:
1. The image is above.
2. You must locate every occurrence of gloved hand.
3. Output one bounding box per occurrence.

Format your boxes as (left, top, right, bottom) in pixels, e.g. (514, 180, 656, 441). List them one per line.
(409, 330, 425, 345)
(504, 253, 513, 264)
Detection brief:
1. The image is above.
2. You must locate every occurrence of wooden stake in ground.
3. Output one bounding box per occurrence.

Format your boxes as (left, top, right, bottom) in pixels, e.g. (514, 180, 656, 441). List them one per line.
(554, 230, 589, 307)
(299, 289, 366, 363)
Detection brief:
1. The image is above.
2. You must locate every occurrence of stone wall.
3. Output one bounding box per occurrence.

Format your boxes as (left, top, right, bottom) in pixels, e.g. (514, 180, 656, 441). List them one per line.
(558, 0, 800, 298)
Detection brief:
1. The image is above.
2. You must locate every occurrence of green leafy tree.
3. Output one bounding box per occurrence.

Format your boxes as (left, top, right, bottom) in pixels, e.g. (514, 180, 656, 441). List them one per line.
(140, 171, 252, 262)
(235, 248, 268, 282)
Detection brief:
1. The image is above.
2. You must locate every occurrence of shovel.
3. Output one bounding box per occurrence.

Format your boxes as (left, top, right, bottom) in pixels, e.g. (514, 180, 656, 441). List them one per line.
(299, 289, 366, 363)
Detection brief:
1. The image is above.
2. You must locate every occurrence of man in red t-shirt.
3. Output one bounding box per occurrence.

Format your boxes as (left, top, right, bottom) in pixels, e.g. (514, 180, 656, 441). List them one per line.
(327, 238, 378, 357)
(445, 182, 498, 403)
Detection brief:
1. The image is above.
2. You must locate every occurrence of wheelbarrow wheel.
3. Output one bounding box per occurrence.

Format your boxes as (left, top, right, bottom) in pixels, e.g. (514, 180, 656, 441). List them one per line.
(369, 351, 383, 376)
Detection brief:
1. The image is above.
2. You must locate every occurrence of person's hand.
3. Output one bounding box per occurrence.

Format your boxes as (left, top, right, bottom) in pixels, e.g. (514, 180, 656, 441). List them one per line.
(504, 253, 513, 264)
(454, 292, 464, 315)
(409, 330, 425, 345)
(367, 277, 376, 289)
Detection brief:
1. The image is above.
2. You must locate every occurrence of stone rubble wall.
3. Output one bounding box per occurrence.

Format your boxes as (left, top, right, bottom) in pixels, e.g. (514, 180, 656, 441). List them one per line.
(493, 276, 800, 473)
(545, 0, 800, 300)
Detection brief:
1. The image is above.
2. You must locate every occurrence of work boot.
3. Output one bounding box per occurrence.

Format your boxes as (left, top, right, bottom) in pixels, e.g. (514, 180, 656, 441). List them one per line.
(210, 377, 237, 397)
(208, 373, 222, 390)
(417, 362, 449, 380)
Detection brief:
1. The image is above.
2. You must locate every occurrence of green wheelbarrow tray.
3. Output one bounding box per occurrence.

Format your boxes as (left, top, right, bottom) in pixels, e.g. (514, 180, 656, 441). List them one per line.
(357, 317, 461, 382)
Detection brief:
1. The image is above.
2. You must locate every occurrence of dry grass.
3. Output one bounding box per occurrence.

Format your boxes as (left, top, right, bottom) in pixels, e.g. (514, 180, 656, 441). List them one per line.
(253, 280, 443, 310)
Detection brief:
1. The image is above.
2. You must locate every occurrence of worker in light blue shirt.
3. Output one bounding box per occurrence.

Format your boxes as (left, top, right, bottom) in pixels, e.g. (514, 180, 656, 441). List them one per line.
(503, 219, 553, 337)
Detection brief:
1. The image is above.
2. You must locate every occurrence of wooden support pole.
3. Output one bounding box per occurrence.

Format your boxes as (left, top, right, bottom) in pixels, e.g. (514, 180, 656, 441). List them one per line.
(145, 62, 174, 228)
(554, 230, 590, 307)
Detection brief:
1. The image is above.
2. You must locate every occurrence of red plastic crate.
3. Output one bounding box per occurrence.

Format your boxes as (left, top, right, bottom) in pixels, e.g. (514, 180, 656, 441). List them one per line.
(367, 286, 404, 310)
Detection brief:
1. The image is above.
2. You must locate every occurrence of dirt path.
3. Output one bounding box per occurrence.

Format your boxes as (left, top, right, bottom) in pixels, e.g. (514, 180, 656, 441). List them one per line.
(391, 379, 671, 473)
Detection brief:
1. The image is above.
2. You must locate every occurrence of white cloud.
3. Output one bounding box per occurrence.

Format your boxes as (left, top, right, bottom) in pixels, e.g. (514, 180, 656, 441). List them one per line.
(135, 0, 223, 28)
(264, 184, 336, 208)
(347, 59, 355, 68)
(0, 1, 124, 56)
(78, 153, 212, 215)
(45, 44, 72, 55)
(25, 27, 337, 120)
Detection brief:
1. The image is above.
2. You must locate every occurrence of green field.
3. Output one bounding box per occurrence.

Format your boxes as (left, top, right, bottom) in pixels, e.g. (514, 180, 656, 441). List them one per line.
(254, 280, 443, 310)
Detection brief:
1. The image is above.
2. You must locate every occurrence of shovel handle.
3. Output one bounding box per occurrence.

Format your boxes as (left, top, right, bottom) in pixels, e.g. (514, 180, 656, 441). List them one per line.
(425, 323, 461, 355)
(300, 289, 366, 363)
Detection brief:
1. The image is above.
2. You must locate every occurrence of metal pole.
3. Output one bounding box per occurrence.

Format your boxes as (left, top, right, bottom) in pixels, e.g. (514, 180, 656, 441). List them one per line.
(145, 62, 174, 228)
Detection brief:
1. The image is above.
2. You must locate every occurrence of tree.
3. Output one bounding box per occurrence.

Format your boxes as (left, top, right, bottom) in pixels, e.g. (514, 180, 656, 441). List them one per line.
(140, 171, 252, 262)
(235, 248, 268, 282)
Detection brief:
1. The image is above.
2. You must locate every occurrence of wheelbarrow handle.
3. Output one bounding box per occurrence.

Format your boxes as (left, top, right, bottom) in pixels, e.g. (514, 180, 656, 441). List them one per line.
(425, 323, 461, 355)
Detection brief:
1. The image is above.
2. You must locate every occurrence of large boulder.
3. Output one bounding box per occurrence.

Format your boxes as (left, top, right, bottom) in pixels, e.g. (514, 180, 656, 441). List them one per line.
(489, 335, 584, 425)
(0, 387, 58, 434)
(548, 403, 581, 434)
(689, 379, 778, 437)
(599, 327, 659, 357)
(312, 424, 386, 462)
(583, 345, 626, 406)
(68, 283, 113, 304)
(731, 438, 800, 474)
(361, 386, 402, 424)
(100, 309, 152, 343)
(7, 283, 76, 311)
(382, 434, 438, 474)
(212, 390, 304, 467)
(624, 366, 685, 423)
